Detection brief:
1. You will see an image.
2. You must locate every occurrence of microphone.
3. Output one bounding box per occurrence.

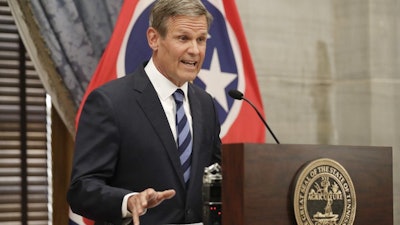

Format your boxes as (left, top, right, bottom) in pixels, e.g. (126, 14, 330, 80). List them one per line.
(228, 89, 280, 144)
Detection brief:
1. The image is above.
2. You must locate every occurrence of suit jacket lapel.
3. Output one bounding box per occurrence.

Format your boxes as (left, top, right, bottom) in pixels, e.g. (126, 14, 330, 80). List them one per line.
(187, 84, 204, 189)
(131, 68, 186, 188)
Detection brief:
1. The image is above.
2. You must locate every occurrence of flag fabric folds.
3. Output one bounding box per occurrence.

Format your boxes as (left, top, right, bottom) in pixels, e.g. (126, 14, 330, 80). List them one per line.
(71, 0, 265, 223)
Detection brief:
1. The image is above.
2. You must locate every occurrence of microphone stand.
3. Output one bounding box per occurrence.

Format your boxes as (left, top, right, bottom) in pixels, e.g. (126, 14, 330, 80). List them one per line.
(242, 97, 280, 144)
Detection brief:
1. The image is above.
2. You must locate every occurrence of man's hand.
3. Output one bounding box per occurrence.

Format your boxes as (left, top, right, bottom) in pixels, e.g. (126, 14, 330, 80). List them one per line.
(127, 188, 176, 225)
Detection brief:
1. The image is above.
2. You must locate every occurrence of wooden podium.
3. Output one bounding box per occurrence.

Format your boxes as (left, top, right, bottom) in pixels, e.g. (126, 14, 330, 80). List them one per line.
(221, 143, 393, 225)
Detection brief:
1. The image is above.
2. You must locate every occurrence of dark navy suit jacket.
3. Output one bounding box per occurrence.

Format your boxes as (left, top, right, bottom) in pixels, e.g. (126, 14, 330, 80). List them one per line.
(67, 63, 221, 225)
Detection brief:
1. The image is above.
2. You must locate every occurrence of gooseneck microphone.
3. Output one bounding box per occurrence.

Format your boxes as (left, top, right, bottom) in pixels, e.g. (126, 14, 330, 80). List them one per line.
(228, 89, 280, 144)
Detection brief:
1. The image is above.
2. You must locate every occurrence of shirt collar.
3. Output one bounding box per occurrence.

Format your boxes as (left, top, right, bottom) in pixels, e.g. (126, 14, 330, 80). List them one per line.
(144, 58, 189, 101)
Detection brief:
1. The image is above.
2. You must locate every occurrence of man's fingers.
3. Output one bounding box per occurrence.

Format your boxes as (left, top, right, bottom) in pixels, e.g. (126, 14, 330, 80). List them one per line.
(129, 195, 146, 225)
(139, 188, 154, 208)
(129, 188, 176, 225)
(146, 189, 176, 208)
(151, 189, 175, 204)
(160, 189, 176, 200)
(132, 209, 140, 225)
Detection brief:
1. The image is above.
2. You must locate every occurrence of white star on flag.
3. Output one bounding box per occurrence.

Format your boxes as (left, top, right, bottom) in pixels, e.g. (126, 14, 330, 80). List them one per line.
(198, 48, 237, 112)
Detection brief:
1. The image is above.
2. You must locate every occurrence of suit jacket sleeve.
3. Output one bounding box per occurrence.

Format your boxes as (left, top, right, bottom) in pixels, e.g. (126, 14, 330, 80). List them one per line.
(67, 87, 130, 224)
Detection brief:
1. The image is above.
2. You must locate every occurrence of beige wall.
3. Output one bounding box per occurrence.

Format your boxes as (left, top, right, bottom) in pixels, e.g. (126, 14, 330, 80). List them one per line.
(236, 0, 399, 223)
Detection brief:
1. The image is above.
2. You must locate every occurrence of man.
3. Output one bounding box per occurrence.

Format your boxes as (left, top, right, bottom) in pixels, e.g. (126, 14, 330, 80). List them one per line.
(67, 0, 221, 224)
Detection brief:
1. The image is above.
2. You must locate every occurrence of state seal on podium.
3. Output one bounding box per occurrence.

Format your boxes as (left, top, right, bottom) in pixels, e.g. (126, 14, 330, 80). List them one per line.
(293, 158, 356, 225)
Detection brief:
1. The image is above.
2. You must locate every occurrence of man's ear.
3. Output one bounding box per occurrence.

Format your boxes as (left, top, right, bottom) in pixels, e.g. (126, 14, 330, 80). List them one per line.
(147, 27, 159, 51)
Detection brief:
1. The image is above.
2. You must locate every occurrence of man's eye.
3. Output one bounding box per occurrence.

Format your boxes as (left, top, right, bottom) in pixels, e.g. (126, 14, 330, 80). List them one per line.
(179, 36, 187, 41)
(197, 37, 207, 44)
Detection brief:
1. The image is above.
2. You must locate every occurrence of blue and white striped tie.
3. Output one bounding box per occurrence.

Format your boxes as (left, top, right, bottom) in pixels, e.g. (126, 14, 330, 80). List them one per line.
(173, 89, 192, 184)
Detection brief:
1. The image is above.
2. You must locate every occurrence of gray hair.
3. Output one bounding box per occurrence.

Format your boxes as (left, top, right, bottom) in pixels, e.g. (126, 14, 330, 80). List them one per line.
(149, 0, 213, 37)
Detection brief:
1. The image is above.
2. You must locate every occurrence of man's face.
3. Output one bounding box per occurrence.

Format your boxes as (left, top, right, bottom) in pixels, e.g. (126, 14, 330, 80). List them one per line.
(148, 15, 208, 87)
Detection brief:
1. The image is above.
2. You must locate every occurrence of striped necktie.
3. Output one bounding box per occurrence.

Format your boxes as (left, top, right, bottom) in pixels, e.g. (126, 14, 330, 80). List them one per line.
(173, 89, 193, 184)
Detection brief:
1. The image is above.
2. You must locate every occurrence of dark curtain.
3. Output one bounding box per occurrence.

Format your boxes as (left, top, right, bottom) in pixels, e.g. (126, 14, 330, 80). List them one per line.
(30, 0, 123, 107)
